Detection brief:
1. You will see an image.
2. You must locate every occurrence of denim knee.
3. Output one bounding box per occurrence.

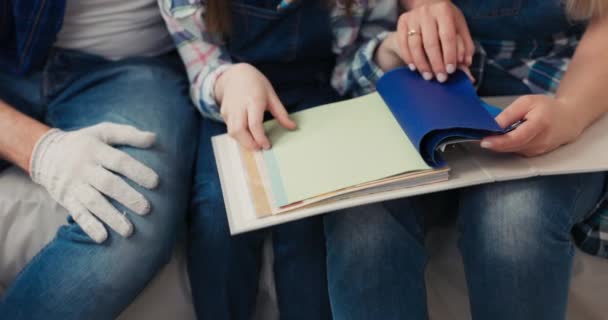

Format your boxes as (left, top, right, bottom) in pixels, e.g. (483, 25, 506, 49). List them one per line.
(458, 174, 605, 263)
(325, 203, 425, 266)
(53, 213, 177, 292)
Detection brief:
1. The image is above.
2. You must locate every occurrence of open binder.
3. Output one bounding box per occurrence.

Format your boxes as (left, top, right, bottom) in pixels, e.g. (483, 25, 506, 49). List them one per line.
(212, 68, 608, 234)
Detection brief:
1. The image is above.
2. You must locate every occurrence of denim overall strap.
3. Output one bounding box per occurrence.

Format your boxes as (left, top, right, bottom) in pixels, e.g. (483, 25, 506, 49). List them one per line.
(226, 0, 335, 94)
(453, 0, 585, 56)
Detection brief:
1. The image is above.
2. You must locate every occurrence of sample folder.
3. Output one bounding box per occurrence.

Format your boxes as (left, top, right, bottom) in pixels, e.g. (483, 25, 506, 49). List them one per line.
(212, 68, 608, 234)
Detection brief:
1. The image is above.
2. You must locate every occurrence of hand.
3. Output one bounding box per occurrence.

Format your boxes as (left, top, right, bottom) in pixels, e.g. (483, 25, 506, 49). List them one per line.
(30, 123, 160, 243)
(215, 63, 296, 150)
(480, 95, 585, 157)
(396, 1, 475, 82)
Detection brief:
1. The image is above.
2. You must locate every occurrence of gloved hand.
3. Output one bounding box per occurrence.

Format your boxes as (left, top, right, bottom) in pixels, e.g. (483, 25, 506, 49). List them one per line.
(29, 123, 160, 243)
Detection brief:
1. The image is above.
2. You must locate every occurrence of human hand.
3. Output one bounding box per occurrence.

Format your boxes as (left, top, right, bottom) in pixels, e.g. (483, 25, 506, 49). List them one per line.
(395, 1, 475, 82)
(480, 95, 585, 157)
(215, 63, 296, 150)
(30, 123, 159, 243)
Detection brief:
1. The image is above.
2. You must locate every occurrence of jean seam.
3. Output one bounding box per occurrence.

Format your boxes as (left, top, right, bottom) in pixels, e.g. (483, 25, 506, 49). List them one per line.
(388, 208, 427, 246)
(567, 174, 595, 228)
(563, 175, 596, 258)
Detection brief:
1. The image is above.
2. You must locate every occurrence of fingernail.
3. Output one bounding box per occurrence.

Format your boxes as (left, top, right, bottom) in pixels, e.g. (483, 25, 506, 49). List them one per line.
(480, 141, 492, 149)
(408, 64, 416, 71)
(467, 56, 473, 66)
(436, 73, 448, 83)
(446, 64, 456, 74)
(422, 72, 433, 81)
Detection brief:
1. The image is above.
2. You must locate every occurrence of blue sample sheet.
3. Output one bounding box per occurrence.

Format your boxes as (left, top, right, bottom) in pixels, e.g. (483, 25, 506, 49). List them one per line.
(376, 67, 505, 167)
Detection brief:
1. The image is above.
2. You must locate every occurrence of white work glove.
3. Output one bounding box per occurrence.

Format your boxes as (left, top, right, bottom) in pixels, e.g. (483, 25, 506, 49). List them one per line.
(29, 122, 160, 243)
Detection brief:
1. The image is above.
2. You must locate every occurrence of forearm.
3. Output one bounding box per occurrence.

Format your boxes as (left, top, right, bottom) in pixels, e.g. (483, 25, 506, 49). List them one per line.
(556, 15, 608, 131)
(0, 100, 50, 171)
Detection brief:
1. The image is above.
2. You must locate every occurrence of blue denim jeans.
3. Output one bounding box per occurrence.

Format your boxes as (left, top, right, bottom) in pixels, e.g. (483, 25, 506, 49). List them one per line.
(188, 86, 335, 320)
(325, 173, 606, 320)
(187, 1, 334, 319)
(325, 1, 602, 319)
(0, 49, 199, 320)
(324, 37, 606, 320)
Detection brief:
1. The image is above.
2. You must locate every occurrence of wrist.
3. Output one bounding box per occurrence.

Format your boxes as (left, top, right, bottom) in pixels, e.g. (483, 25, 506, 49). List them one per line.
(555, 97, 588, 137)
(214, 69, 228, 104)
(375, 32, 403, 71)
(28, 128, 62, 179)
(214, 63, 252, 104)
(0, 100, 53, 173)
(8, 125, 52, 175)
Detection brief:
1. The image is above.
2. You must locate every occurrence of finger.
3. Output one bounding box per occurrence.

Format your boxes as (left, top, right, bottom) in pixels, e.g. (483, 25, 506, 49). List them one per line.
(267, 89, 296, 130)
(455, 15, 475, 66)
(228, 109, 260, 150)
(481, 120, 542, 152)
(397, 15, 415, 70)
(85, 123, 156, 148)
(96, 145, 159, 189)
(457, 35, 466, 65)
(76, 184, 134, 238)
(421, 18, 447, 82)
(87, 166, 151, 215)
(436, 13, 458, 75)
(247, 103, 271, 150)
(65, 198, 108, 243)
(458, 64, 476, 83)
(408, 22, 433, 80)
(495, 96, 537, 129)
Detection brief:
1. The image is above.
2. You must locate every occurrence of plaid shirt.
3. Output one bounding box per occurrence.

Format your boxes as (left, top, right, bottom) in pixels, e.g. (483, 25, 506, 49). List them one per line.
(574, 198, 608, 257)
(158, 0, 398, 122)
(159, 0, 608, 258)
(469, 34, 582, 94)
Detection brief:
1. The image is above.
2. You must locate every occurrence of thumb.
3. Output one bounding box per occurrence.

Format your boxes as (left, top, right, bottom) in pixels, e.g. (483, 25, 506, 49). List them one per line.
(267, 89, 296, 130)
(495, 96, 535, 129)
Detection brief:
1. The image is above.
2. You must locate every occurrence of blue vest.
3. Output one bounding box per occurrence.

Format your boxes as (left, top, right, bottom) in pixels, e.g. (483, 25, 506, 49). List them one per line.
(0, 0, 66, 75)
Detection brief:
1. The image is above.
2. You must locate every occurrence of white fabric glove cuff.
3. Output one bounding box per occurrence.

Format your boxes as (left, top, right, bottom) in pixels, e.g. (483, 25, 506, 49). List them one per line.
(29, 128, 63, 183)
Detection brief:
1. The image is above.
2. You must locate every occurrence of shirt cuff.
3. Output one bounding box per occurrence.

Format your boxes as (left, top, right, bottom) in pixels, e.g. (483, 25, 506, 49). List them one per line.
(197, 64, 231, 120)
(352, 31, 390, 95)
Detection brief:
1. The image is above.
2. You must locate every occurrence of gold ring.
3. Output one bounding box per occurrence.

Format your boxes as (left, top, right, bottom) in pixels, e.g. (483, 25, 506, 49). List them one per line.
(408, 29, 419, 37)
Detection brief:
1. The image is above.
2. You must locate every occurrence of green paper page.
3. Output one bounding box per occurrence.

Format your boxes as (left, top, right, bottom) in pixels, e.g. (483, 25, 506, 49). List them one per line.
(262, 92, 431, 207)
